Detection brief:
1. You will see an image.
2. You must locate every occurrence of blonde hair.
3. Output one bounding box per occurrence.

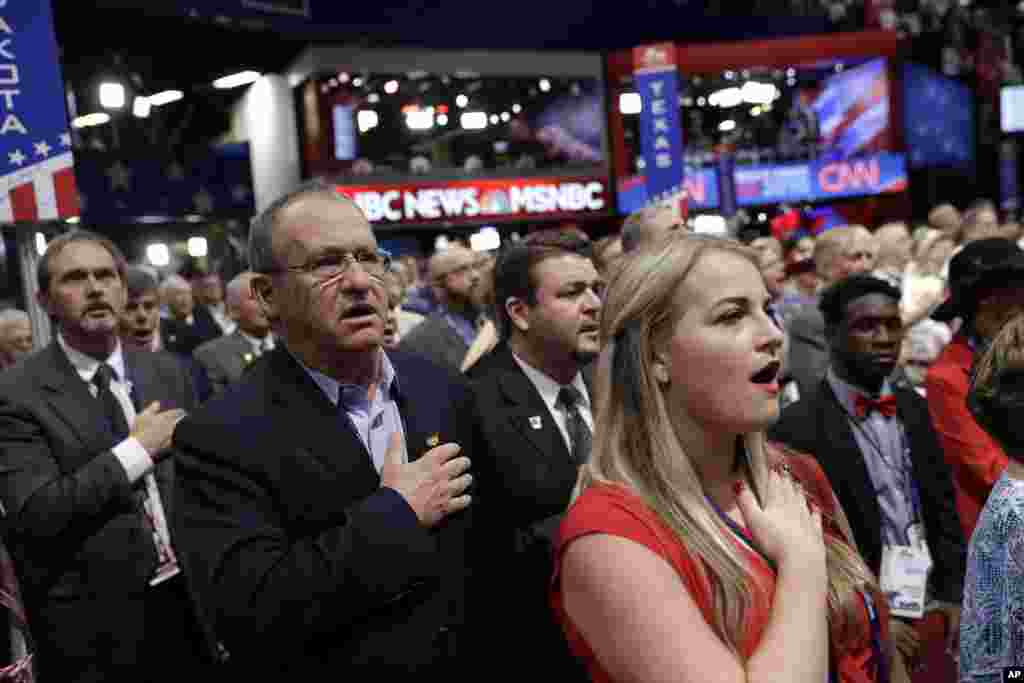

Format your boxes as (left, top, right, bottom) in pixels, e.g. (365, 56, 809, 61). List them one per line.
(812, 226, 856, 280)
(578, 232, 880, 660)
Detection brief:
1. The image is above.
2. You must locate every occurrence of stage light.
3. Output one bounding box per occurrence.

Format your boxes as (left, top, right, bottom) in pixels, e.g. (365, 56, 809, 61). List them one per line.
(213, 71, 261, 89)
(99, 82, 125, 109)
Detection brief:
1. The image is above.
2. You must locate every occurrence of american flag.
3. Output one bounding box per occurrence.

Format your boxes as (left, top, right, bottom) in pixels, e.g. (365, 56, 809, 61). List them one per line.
(0, 1, 80, 225)
(0, 149, 79, 223)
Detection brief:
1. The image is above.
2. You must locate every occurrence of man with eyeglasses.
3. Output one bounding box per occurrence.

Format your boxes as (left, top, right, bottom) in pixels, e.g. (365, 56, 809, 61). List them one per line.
(172, 179, 482, 678)
(399, 245, 486, 373)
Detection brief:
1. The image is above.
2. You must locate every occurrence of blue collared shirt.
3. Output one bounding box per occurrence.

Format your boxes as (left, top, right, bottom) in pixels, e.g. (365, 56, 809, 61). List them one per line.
(826, 368, 920, 547)
(298, 349, 407, 473)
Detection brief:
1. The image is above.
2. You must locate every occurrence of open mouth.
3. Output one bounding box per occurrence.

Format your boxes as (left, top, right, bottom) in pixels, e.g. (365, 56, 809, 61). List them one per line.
(750, 360, 782, 385)
(341, 303, 378, 320)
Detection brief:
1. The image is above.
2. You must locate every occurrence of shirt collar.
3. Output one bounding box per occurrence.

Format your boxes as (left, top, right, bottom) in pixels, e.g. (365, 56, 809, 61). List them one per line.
(826, 366, 891, 417)
(238, 329, 273, 352)
(510, 351, 589, 413)
(57, 333, 127, 384)
(295, 347, 400, 408)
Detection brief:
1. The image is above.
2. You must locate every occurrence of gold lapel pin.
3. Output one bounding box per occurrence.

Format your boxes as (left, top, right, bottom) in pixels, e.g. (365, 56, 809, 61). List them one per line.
(426, 433, 440, 447)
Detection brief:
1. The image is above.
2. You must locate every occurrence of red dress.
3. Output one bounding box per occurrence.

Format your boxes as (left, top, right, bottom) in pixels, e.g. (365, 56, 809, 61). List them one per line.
(551, 448, 888, 683)
(925, 335, 1008, 540)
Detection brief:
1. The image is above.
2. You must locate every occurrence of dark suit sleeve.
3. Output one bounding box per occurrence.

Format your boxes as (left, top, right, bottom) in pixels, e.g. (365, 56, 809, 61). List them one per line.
(173, 419, 442, 648)
(910, 399, 966, 604)
(0, 394, 134, 546)
(767, 401, 815, 455)
(786, 312, 829, 398)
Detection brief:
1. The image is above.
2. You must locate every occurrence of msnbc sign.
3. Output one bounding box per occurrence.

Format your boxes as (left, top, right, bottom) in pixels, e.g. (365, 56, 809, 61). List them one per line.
(340, 176, 608, 225)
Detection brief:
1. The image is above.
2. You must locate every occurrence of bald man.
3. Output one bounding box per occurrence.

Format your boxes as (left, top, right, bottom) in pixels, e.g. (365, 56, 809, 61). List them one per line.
(192, 273, 275, 394)
(398, 245, 485, 372)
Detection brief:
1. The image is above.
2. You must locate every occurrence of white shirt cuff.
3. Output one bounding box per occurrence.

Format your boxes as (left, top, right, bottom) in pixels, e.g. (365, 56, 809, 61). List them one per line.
(112, 438, 155, 484)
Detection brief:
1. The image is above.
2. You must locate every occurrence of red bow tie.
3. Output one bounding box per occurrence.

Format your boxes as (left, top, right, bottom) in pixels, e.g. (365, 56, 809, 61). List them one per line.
(854, 394, 897, 419)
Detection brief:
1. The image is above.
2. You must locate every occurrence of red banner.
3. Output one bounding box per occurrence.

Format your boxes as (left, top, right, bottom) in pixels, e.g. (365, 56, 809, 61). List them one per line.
(336, 175, 610, 226)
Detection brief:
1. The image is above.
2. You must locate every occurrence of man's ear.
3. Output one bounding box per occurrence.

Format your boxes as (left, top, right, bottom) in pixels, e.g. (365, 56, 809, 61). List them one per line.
(505, 297, 530, 334)
(251, 275, 277, 320)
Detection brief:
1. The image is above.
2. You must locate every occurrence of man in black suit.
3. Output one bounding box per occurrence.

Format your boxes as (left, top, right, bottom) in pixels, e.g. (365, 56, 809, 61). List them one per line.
(0, 230, 212, 682)
(173, 179, 478, 678)
(467, 228, 601, 681)
(769, 275, 965, 682)
(159, 274, 221, 356)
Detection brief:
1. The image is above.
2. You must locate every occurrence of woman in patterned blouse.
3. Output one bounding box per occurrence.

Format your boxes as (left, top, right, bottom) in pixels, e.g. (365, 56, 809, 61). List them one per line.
(960, 313, 1024, 683)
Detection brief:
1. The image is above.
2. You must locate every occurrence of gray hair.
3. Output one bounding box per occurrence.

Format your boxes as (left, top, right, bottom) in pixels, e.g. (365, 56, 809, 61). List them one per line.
(249, 178, 361, 274)
(159, 274, 191, 294)
(0, 308, 29, 327)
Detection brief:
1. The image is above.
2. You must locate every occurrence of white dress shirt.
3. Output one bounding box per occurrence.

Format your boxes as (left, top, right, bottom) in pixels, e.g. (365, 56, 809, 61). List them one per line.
(511, 351, 593, 454)
(207, 303, 237, 335)
(57, 334, 153, 482)
(239, 330, 275, 356)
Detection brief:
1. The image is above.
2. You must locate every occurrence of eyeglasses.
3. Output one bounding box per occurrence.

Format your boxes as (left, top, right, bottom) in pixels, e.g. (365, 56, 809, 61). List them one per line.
(274, 248, 392, 281)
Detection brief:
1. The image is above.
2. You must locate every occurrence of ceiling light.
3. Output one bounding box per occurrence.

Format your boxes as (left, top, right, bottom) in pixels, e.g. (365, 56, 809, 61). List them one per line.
(741, 81, 779, 105)
(708, 87, 743, 108)
(367, 93, 380, 104)
(357, 110, 379, 133)
(132, 96, 151, 118)
(71, 112, 111, 128)
(786, 68, 796, 77)
(213, 70, 261, 89)
(500, 112, 511, 122)
(460, 111, 488, 130)
(329, 78, 338, 87)
(437, 113, 449, 126)
(489, 114, 499, 125)
(750, 105, 762, 116)
(718, 119, 737, 132)
(338, 72, 350, 83)
(148, 90, 183, 106)
(99, 82, 125, 109)
(147, 243, 170, 267)
(187, 236, 208, 257)
(619, 92, 642, 115)
(697, 96, 707, 107)
(724, 70, 736, 80)
(758, 213, 767, 221)
(352, 77, 363, 87)
(456, 94, 469, 108)
(539, 78, 551, 92)
(405, 107, 435, 131)
(512, 103, 522, 114)
(384, 80, 399, 94)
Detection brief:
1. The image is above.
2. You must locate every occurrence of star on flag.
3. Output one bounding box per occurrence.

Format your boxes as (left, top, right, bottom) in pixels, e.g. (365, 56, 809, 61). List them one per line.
(106, 162, 132, 191)
(8, 149, 25, 166)
(34, 141, 52, 158)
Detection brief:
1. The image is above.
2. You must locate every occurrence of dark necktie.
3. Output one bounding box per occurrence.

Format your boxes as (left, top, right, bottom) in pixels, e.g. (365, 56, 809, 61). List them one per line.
(557, 385, 592, 465)
(854, 393, 898, 419)
(93, 363, 130, 439)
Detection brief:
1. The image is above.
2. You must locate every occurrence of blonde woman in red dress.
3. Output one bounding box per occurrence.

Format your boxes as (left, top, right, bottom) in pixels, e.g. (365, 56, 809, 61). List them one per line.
(552, 233, 890, 683)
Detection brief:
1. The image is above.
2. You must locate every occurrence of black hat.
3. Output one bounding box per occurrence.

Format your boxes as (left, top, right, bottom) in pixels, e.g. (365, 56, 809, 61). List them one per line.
(932, 238, 1024, 321)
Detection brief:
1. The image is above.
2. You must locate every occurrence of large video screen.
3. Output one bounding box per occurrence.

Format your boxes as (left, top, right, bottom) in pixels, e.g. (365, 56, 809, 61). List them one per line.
(904, 62, 974, 169)
(617, 56, 907, 213)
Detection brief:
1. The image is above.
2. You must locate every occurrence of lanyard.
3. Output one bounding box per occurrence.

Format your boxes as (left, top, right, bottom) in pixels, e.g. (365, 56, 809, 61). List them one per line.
(708, 492, 888, 683)
(705, 494, 777, 574)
